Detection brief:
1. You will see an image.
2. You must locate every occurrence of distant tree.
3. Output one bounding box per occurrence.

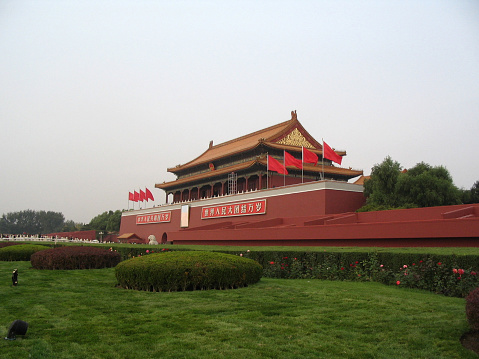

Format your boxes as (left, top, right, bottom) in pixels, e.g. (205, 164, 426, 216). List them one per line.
(106, 210, 122, 232)
(38, 211, 65, 233)
(362, 156, 402, 209)
(88, 210, 122, 233)
(396, 162, 461, 208)
(0, 210, 65, 234)
(360, 157, 460, 211)
(461, 181, 479, 204)
(62, 220, 82, 232)
(472, 181, 479, 203)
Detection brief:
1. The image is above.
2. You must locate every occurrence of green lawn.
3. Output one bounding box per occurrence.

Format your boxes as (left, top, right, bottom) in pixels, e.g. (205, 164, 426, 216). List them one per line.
(0, 261, 475, 359)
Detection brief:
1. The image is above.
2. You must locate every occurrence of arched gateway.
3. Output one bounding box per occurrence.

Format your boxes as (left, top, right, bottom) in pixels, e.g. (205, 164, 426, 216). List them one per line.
(119, 111, 366, 245)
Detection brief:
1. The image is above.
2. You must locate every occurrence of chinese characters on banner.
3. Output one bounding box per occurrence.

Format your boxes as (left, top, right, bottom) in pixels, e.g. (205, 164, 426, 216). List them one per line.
(136, 211, 171, 225)
(201, 199, 266, 219)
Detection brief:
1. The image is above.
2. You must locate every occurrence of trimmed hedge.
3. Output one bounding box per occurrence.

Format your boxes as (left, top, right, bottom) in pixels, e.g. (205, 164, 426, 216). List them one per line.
(115, 251, 263, 292)
(31, 246, 121, 270)
(466, 287, 479, 330)
(0, 244, 50, 261)
(0, 242, 23, 249)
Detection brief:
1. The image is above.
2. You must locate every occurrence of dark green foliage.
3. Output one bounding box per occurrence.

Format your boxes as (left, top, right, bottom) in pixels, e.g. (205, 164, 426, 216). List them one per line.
(31, 246, 121, 270)
(363, 156, 402, 207)
(0, 210, 65, 234)
(461, 181, 479, 204)
(0, 244, 50, 261)
(62, 219, 81, 232)
(466, 288, 479, 330)
(361, 157, 461, 211)
(84, 210, 122, 232)
(115, 251, 263, 292)
(396, 162, 460, 207)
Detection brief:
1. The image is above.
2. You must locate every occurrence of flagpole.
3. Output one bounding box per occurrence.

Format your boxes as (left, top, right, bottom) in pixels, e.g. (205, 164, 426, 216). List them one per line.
(322, 139, 325, 181)
(267, 154, 269, 189)
(145, 186, 148, 209)
(301, 147, 304, 183)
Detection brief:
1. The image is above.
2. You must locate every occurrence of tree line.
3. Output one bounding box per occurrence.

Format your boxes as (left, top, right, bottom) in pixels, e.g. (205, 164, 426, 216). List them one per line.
(0, 209, 122, 235)
(361, 156, 479, 211)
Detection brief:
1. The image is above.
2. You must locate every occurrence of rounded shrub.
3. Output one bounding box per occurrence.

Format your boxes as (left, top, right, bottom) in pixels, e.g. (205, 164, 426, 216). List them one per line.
(0, 244, 50, 261)
(31, 246, 121, 270)
(115, 251, 263, 292)
(466, 287, 479, 330)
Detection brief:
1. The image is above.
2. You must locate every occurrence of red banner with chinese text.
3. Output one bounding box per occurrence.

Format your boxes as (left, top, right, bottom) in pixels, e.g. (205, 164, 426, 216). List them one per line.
(201, 199, 266, 219)
(136, 211, 172, 225)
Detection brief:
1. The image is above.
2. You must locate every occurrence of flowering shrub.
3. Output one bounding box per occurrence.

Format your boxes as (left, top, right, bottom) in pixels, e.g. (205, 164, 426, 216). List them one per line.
(31, 246, 121, 270)
(115, 251, 262, 292)
(234, 249, 479, 298)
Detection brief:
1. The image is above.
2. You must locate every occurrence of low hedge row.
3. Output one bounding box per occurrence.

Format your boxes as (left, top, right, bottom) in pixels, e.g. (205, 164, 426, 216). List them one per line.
(0, 244, 50, 261)
(0, 242, 22, 249)
(31, 246, 121, 270)
(115, 251, 263, 292)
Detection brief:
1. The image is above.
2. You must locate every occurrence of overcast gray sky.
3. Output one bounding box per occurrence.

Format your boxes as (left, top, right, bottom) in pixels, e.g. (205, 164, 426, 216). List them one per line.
(1, 0, 478, 224)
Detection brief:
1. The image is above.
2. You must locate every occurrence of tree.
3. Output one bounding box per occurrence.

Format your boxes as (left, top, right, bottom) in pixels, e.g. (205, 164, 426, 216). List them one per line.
(461, 181, 479, 204)
(87, 210, 122, 233)
(396, 162, 460, 208)
(362, 156, 402, 209)
(360, 157, 460, 211)
(0, 210, 65, 234)
(38, 211, 65, 233)
(62, 220, 82, 232)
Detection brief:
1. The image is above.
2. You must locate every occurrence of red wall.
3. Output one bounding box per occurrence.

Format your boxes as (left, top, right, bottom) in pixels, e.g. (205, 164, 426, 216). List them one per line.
(169, 204, 479, 247)
(120, 182, 366, 243)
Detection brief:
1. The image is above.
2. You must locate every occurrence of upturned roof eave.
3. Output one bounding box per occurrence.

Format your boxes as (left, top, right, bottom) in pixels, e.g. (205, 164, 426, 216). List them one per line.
(157, 157, 362, 191)
(167, 118, 301, 174)
(167, 141, 346, 176)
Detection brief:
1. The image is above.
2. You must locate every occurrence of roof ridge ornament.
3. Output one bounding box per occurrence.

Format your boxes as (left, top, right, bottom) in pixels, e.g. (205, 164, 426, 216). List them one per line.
(291, 110, 297, 121)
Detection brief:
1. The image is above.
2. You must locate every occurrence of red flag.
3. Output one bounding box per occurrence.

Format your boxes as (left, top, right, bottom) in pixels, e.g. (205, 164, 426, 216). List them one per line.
(268, 155, 288, 174)
(303, 147, 318, 165)
(128, 192, 134, 201)
(323, 141, 342, 165)
(284, 151, 302, 169)
(145, 188, 155, 201)
(139, 189, 146, 202)
(133, 191, 140, 202)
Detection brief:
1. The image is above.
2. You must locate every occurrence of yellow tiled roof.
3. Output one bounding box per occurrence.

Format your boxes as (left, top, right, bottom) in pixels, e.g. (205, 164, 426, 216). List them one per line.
(167, 118, 324, 173)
